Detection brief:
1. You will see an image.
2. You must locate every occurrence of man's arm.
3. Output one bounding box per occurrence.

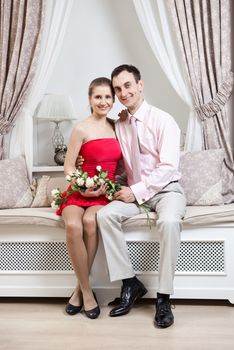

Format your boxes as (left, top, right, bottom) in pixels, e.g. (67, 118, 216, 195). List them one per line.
(115, 159, 128, 186)
(75, 155, 84, 167)
(130, 118, 181, 205)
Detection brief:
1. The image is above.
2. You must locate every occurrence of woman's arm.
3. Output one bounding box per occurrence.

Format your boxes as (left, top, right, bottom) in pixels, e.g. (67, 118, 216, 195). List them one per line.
(64, 123, 85, 176)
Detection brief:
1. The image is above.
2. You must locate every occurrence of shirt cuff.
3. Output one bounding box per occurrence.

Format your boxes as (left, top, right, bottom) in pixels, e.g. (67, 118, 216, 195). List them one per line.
(130, 182, 155, 205)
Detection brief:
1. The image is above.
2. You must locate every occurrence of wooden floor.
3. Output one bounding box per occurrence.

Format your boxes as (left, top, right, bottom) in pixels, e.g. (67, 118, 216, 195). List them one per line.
(0, 298, 234, 350)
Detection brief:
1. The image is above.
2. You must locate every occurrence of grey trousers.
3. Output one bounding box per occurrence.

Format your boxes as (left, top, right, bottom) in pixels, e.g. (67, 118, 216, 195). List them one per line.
(97, 182, 186, 295)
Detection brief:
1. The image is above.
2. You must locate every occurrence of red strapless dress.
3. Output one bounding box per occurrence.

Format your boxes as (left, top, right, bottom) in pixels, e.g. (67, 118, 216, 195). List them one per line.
(56, 138, 122, 215)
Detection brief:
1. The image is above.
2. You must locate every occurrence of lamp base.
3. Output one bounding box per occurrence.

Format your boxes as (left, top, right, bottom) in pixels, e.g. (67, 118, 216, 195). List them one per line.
(54, 145, 67, 165)
(52, 121, 64, 150)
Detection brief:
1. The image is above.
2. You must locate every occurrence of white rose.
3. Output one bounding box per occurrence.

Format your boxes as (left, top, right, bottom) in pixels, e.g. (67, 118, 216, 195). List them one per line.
(98, 178, 105, 185)
(51, 188, 60, 197)
(96, 165, 102, 172)
(106, 194, 113, 200)
(85, 177, 95, 188)
(93, 175, 98, 181)
(66, 174, 72, 181)
(74, 169, 80, 177)
(76, 177, 85, 186)
(51, 201, 59, 209)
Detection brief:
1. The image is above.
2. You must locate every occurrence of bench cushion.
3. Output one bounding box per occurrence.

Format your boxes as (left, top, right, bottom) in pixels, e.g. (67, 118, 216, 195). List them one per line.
(0, 204, 234, 229)
(0, 208, 64, 228)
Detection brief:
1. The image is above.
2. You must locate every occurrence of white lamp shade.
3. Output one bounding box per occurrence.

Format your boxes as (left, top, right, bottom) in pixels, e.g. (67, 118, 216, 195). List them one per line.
(34, 93, 76, 122)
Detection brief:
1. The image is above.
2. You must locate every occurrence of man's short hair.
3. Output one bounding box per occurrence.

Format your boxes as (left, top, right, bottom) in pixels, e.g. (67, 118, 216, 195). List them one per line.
(111, 64, 141, 83)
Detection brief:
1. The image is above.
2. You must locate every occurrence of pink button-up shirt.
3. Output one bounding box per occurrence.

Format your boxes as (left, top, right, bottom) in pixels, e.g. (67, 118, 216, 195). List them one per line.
(115, 100, 181, 205)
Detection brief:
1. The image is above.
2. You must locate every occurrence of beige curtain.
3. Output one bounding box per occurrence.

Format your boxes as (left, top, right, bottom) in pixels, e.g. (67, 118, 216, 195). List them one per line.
(168, 0, 234, 203)
(0, 0, 44, 159)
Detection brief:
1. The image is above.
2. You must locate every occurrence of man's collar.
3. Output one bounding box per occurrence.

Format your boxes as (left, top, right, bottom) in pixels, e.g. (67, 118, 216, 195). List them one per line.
(127, 100, 148, 122)
(118, 100, 149, 122)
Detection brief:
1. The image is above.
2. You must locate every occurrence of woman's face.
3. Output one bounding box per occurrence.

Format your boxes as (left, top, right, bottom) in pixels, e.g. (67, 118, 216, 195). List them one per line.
(89, 85, 114, 117)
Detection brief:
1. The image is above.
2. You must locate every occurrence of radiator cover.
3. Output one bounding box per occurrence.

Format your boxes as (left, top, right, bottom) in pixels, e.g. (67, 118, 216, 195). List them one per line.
(0, 240, 225, 274)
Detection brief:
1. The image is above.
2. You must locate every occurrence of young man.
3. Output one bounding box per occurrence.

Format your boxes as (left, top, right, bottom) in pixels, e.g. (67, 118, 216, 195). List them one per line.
(97, 64, 186, 328)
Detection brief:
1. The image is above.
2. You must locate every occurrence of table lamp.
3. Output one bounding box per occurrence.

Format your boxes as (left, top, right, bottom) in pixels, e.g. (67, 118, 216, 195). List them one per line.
(35, 93, 76, 164)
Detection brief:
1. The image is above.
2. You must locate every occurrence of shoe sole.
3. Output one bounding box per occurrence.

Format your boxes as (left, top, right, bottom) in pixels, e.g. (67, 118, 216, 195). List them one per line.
(154, 319, 174, 328)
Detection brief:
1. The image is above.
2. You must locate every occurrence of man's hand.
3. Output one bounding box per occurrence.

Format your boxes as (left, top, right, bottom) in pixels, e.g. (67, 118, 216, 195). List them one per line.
(76, 155, 85, 167)
(113, 186, 136, 203)
(118, 109, 128, 121)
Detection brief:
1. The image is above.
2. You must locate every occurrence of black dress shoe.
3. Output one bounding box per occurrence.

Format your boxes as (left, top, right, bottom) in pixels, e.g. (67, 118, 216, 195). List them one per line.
(84, 292, 100, 319)
(109, 280, 147, 317)
(154, 298, 174, 328)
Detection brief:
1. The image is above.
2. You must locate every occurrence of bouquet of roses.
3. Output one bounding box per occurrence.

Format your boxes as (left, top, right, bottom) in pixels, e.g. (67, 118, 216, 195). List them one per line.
(51, 165, 121, 209)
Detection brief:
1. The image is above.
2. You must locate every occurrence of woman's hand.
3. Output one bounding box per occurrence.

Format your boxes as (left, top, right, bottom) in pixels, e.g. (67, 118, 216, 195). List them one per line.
(79, 183, 108, 197)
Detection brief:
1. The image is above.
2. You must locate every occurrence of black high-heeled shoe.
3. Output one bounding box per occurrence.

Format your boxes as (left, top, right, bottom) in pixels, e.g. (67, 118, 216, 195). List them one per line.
(84, 292, 100, 319)
(65, 291, 83, 315)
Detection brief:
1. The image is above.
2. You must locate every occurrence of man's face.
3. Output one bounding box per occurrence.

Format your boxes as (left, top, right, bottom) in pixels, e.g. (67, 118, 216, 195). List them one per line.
(112, 71, 144, 114)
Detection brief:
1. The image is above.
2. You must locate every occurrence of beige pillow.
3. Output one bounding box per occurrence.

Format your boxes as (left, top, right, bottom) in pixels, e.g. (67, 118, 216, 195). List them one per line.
(46, 177, 68, 204)
(30, 178, 38, 198)
(179, 149, 225, 205)
(31, 175, 51, 207)
(31, 176, 67, 207)
(0, 156, 33, 209)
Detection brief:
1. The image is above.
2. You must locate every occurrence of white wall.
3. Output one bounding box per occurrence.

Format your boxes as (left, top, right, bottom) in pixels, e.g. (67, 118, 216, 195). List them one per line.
(35, 0, 190, 165)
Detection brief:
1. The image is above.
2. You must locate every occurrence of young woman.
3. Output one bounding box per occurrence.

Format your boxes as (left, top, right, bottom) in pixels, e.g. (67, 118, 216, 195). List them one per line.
(57, 77, 121, 319)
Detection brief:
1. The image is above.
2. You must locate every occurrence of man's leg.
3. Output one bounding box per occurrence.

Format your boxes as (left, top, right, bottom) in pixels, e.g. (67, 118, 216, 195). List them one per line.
(147, 182, 186, 327)
(97, 200, 140, 281)
(154, 184, 186, 295)
(97, 200, 147, 316)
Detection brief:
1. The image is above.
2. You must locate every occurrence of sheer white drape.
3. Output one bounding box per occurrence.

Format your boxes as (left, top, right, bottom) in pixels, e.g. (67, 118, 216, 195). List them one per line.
(133, 0, 202, 151)
(9, 0, 73, 179)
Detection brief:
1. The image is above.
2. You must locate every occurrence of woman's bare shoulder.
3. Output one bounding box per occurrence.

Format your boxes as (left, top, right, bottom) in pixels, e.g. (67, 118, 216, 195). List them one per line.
(72, 119, 88, 136)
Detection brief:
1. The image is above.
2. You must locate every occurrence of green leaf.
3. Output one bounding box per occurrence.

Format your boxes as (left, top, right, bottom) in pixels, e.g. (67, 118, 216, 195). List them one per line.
(100, 171, 107, 178)
(138, 204, 152, 229)
(83, 172, 88, 179)
(109, 182, 115, 189)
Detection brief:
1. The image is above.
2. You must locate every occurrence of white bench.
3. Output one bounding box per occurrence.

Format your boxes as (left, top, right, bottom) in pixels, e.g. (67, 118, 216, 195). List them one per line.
(0, 205, 234, 305)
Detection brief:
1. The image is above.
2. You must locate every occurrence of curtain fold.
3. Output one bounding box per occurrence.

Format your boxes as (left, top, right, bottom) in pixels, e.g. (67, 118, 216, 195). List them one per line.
(194, 71, 234, 119)
(168, 0, 234, 203)
(0, 0, 45, 159)
(133, 0, 203, 151)
(9, 0, 74, 179)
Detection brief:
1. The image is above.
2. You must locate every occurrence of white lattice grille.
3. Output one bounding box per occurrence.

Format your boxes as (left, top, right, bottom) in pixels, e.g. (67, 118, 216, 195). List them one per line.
(0, 240, 225, 273)
(176, 241, 224, 272)
(0, 241, 72, 271)
(127, 241, 160, 272)
(127, 240, 225, 273)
